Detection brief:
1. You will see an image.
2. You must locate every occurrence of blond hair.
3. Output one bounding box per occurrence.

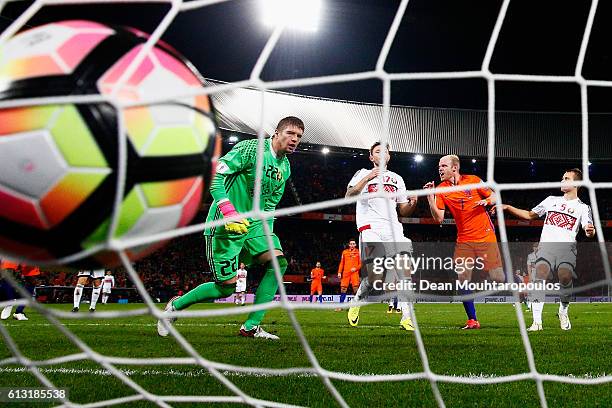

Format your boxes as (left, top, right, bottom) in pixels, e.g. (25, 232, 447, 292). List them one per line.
(442, 154, 460, 170)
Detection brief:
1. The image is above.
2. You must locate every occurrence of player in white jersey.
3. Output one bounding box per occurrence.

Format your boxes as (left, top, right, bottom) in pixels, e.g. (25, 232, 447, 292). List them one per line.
(235, 263, 248, 305)
(73, 269, 105, 313)
(101, 270, 115, 304)
(525, 243, 538, 311)
(345, 142, 418, 331)
(499, 169, 595, 331)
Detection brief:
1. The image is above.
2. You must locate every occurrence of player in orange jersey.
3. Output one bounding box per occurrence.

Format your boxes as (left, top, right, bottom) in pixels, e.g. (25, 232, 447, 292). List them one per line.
(309, 262, 326, 303)
(424, 154, 505, 330)
(336, 239, 361, 311)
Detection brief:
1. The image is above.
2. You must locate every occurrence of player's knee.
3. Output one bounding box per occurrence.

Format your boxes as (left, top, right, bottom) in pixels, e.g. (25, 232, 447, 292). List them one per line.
(340, 287, 347, 293)
(557, 268, 573, 285)
(264, 256, 287, 272)
(276, 256, 288, 269)
(489, 267, 504, 282)
(215, 281, 236, 297)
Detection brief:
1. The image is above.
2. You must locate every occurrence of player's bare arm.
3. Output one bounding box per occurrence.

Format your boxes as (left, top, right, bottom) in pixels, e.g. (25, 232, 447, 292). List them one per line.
(423, 181, 444, 223)
(345, 168, 380, 197)
(397, 195, 418, 217)
(497, 204, 539, 220)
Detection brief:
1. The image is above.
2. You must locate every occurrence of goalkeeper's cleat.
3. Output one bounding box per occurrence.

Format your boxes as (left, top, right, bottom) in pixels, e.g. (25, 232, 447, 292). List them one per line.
(527, 322, 543, 332)
(347, 306, 360, 327)
(400, 317, 415, 331)
(224, 218, 250, 234)
(395, 308, 402, 314)
(387, 305, 393, 314)
(13, 313, 28, 321)
(239, 325, 279, 340)
(461, 319, 480, 330)
(157, 296, 180, 337)
(88, 308, 95, 313)
(71, 307, 79, 313)
(558, 312, 572, 331)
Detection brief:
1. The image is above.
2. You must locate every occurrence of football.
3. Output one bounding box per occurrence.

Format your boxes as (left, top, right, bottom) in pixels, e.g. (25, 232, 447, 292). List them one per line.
(0, 20, 220, 267)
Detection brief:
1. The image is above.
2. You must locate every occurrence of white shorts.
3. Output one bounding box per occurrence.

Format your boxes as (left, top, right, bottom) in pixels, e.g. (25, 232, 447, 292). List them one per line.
(102, 288, 112, 294)
(235, 281, 247, 293)
(359, 227, 413, 257)
(78, 269, 105, 279)
(535, 244, 577, 278)
(359, 226, 412, 284)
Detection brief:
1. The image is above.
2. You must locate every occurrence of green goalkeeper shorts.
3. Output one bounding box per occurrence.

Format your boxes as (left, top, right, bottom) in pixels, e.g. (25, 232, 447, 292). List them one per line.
(204, 220, 283, 282)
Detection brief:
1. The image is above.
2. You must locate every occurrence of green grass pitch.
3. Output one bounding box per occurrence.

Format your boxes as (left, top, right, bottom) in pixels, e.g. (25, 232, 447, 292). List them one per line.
(0, 303, 610, 407)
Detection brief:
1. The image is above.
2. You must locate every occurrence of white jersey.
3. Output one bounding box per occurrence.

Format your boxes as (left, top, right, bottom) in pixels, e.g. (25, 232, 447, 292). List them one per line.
(102, 275, 115, 290)
(235, 269, 247, 290)
(532, 196, 592, 243)
(348, 168, 408, 232)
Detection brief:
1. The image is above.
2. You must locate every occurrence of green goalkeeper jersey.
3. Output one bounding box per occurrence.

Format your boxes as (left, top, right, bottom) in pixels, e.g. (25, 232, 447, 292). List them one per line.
(204, 138, 291, 235)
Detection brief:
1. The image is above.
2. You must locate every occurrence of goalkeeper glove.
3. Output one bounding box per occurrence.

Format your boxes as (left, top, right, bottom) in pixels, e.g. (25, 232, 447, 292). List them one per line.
(225, 218, 250, 234)
(218, 200, 250, 235)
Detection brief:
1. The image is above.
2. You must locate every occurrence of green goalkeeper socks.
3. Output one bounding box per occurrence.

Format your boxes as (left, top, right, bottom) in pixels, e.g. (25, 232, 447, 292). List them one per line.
(244, 256, 287, 330)
(172, 282, 236, 310)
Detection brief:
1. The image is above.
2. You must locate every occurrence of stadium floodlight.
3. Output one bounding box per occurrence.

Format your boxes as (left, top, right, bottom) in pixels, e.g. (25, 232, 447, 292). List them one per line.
(228, 135, 238, 143)
(414, 154, 424, 163)
(472, 158, 477, 163)
(260, 0, 323, 32)
(321, 147, 330, 154)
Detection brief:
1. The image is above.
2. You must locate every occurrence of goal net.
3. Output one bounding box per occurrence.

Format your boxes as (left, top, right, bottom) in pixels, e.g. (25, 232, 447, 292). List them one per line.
(0, 0, 610, 407)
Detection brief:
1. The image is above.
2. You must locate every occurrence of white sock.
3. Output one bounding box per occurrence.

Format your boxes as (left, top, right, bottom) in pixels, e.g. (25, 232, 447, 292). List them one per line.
(73, 284, 84, 308)
(527, 301, 532, 309)
(398, 301, 410, 321)
(102, 294, 108, 304)
(559, 302, 569, 314)
(388, 299, 394, 307)
(532, 302, 544, 325)
(90, 287, 101, 309)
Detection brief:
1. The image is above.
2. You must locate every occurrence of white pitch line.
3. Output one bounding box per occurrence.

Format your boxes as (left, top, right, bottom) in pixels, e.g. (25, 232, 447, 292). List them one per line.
(0, 366, 607, 381)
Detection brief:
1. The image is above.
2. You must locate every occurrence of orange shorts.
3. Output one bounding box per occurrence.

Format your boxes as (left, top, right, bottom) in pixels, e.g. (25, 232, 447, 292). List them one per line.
(454, 241, 503, 272)
(310, 281, 322, 294)
(340, 271, 359, 289)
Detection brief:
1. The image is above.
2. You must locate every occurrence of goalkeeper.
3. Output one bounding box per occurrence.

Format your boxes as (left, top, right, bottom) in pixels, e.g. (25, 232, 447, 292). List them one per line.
(157, 117, 304, 340)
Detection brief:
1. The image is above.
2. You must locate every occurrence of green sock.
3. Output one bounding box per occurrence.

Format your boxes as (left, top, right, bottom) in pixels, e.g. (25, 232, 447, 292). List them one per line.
(244, 257, 287, 330)
(173, 282, 235, 310)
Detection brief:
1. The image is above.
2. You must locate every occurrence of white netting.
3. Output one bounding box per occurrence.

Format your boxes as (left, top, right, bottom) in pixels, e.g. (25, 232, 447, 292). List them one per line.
(0, 0, 611, 407)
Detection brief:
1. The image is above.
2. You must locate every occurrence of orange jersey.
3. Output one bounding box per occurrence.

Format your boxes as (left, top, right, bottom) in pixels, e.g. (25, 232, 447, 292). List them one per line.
(338, 248, 361, 275)
(436, 174, 496, 243)
(310, 267, 325, 282)
(1, 259, 19, 270)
